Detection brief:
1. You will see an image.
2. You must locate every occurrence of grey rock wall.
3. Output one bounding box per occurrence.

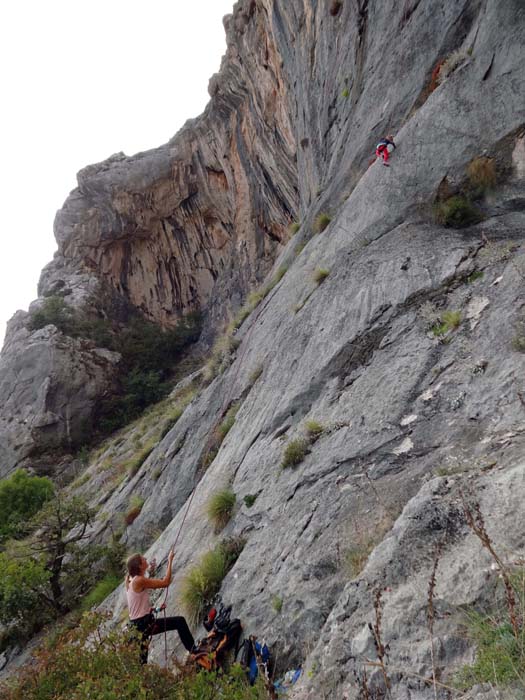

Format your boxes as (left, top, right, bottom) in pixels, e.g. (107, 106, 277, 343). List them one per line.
(1, 1, 525, 697)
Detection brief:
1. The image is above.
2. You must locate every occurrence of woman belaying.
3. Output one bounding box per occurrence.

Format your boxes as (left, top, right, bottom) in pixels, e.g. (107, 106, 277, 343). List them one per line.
(125, 549, 195, 664)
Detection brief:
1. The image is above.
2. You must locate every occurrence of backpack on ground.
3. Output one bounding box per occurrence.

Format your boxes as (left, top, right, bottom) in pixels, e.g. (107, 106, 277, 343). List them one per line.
(239, 635, 271, 685)
(189, 598, 242, 672)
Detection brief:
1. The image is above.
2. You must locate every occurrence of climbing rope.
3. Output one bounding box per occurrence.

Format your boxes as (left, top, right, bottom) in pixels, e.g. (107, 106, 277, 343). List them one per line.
(155, 268, 282, 666)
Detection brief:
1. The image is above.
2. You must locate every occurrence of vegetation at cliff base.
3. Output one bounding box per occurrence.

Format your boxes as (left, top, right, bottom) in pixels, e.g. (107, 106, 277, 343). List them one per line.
(0, 491, 125, 645)
(0, 612, 266, 700)
(0, 469, 54, 541)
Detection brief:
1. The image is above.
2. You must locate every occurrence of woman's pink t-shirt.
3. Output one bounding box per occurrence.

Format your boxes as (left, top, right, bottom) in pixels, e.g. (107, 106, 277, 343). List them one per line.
(126, 577, 151, 620)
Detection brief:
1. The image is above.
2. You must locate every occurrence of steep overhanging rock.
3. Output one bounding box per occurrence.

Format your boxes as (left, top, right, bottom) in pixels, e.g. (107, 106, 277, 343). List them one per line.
(41, 0, 298, 332)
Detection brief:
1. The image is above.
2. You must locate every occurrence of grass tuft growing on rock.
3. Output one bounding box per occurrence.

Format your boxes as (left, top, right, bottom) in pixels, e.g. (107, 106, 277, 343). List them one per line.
(125, 441, 156, 477)
(180, 538, 245, 624)
(272, 595, 283, 613)
(431, 310, 461, 337)
(160, 405, 183, 439)
(217, 402, 241, 441)
(288, 221, 300, 235)
(437, 49, 468, 84)
(124, 495, 144, 526)
(467, 156, 498, 193)
(314, 213, 332, 233)
(344, 539, 376, 579)
(305, 420, 324, 442)
(206, 490, 236, 532)
(434, 195, 482, 228)
(456, 607, 525, 690)
(282, 438, 309, 469)
(313, 268, 330, 285)
(248, 364, 263, 386)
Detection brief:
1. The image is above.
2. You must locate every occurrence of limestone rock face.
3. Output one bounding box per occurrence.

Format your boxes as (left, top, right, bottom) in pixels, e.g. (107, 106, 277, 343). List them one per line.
(0, 311, 119, 477)
(40, 0, 298, 331)
(2, 0, 525, 697)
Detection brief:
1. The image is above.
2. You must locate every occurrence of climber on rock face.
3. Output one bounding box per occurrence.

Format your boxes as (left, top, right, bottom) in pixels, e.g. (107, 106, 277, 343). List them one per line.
(375, 134, 396, 166)
(125, 550, 195, 664)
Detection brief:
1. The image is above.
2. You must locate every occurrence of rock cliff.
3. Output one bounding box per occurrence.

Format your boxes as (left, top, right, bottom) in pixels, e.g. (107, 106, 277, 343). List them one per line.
(2, 0, 525, 697)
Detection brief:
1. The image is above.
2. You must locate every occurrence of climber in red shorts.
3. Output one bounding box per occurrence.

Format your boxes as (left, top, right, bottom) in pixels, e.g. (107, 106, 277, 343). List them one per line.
(375, 135, 396, 167)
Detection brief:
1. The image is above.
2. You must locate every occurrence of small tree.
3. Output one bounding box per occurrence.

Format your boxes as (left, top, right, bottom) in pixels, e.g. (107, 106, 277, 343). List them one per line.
(0, 496, 97, 634)
(0, 469, 54, 541)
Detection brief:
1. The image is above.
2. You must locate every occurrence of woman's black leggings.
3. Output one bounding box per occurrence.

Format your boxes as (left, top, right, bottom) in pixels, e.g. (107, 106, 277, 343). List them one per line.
(130, 612, 194, 664)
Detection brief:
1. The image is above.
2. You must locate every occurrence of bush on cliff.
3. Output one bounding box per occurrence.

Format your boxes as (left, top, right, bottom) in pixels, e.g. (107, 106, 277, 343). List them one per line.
(434, 195, 482, 228)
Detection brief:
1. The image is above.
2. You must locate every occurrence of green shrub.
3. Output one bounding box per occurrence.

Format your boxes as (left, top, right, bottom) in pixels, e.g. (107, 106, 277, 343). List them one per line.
(206, 490, 236, 532)
(272, 595, 283, 613)
(305, 420, 324, 442)
(0, 497, 97, 634)
(442, 310, 461, 330)
(314, 213, 332, 233)
(289, 221, 301, 235)
(0, 470, 54, 540)
(244, 494, 258, 508)
(467, 270, 484, 283)
(282, 438, 309, 468)
(432, 309, 461, 337)
(28, 296, 76, 333)
(434, 195, 482, 228)
(81, 574, 121, 611)
(313, 268, 330, 284)
(341, 87, 349, 98)
(180, 539, 245, 623)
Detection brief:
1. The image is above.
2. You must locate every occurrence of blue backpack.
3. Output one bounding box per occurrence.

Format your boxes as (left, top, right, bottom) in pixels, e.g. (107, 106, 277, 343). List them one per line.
(239, 636, 270, 685)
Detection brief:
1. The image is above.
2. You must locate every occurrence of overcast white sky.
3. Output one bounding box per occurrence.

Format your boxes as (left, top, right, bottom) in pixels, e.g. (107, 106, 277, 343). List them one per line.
(0, 0, 234, 347)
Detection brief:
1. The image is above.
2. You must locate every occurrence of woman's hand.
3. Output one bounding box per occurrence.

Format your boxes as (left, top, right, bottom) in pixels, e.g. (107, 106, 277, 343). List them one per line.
(168, 549, 174, 563)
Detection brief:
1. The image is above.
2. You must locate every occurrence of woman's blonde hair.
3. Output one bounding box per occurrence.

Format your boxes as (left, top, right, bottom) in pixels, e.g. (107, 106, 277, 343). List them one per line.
(126, 553, 143, 577)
